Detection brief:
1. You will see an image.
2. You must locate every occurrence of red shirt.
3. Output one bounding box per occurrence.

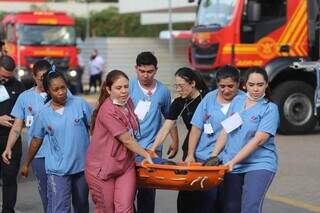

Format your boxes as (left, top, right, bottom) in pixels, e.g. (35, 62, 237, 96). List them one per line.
(85, 97, 139, 180)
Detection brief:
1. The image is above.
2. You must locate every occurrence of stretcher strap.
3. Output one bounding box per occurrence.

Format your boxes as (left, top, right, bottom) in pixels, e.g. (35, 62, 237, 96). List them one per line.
(190, 176, 208, 189)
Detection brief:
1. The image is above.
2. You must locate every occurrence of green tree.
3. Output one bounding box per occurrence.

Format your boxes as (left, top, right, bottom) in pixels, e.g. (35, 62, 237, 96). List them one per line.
(86, 7, 193, 37)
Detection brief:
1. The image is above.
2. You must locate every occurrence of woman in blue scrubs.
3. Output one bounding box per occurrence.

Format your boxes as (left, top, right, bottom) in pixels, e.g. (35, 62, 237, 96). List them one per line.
(20, 70, 92, 213)
(212, 67, 280, 213)
(185, 65, 243, 213)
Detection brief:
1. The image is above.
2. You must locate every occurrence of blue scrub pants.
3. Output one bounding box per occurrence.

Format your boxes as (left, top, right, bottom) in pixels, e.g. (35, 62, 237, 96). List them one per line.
(47, 172, 89, 213)
(31, 157, 47, 212)
(136, 188, 156, 213)
(224, 170, 275, 213)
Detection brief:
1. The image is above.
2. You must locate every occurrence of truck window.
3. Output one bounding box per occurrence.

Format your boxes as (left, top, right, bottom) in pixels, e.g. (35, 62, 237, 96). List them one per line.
(6, 23, 15, 43)
(197, 0, 237, 27)
(16, 25, 76, 46)
(241, 0, 286, 43)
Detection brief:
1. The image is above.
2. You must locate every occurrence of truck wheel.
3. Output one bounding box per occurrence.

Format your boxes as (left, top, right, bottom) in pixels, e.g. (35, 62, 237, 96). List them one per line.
(271, 81, 316, 134)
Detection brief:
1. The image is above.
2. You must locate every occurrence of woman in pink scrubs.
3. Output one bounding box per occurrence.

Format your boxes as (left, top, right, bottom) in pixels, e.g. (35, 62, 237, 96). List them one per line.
(85, 70, 153, 213)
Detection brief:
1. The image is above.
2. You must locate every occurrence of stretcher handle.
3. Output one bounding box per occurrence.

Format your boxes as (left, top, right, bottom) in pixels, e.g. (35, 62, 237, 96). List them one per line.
(141, 160, 155, 172)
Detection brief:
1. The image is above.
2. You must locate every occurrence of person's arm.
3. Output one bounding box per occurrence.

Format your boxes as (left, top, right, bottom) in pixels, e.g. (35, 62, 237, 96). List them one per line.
(225, 132, 270, 172)
(161, 92, 180, 158)
(184, 126, 202, 165)
(117, 132, 153, 164)
(211, 128, 228, 157)
(20, 137, 43, 177)
(150, 119, 175, 151)
(2, 119, 24, 164)
(168, 124, 179, 158)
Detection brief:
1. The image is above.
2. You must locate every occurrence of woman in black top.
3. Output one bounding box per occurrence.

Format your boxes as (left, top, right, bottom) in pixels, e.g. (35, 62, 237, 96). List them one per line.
(150, 67, 208, 213)
(150, 67, 208, 159)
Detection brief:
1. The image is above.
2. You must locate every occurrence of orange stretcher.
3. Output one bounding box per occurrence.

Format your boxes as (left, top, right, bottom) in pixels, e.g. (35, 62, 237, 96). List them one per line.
(135, 161, 228, 191)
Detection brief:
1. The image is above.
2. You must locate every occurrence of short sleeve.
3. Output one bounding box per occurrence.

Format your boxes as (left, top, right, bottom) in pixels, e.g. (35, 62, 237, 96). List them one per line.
(30, 114, 46, 140)
(257, 103, 280, 136)
(190, 97, 207, 129)
(10, 93, 25, 120)
(161, 88, 171, 118)
(99, 107, 128, 138)
(166, 98, 184, 120)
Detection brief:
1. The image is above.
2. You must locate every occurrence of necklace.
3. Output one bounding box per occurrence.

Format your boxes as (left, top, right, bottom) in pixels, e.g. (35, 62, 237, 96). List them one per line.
(178, 93, 202, 118)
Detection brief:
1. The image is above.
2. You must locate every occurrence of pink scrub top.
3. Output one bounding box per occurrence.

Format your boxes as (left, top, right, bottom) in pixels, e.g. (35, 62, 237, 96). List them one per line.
(85, 97, 139, 180)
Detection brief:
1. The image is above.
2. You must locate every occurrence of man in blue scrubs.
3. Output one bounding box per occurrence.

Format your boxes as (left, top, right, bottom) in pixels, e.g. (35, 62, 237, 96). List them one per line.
(130, 51, 178, 213)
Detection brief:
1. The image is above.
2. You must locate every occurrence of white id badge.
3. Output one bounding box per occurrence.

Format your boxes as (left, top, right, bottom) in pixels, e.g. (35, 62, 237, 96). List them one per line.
(134, 100, 151, 121)
(204, 123, 214, 134)
(0, 85, 10, 103)
(26, 115, 34, 127)
(221, 112, 243, 133)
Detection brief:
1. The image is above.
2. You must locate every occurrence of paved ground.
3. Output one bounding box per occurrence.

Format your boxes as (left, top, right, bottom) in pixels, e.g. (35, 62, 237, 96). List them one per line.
(0, 94, 319, 212)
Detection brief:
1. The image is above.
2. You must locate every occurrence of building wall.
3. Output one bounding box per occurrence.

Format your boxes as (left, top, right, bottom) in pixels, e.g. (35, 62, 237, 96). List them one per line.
(78, 37, 190, 88)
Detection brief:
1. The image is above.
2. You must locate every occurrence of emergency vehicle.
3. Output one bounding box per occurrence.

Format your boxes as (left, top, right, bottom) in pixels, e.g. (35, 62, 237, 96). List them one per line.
(0, 11, 79, 88)
(189, 0, 320, 134)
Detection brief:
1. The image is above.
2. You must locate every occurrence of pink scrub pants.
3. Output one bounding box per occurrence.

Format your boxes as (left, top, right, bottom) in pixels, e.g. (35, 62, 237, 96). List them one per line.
(85, 165, 136, 213)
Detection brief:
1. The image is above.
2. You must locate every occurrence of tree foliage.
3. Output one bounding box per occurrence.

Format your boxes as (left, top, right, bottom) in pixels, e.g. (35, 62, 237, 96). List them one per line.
(1, 7, 193, 39)
(76, 7, 193, 38)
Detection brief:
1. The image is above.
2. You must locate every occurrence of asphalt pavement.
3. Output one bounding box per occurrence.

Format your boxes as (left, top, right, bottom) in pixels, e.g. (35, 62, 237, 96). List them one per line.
(0, 94, 319, 213)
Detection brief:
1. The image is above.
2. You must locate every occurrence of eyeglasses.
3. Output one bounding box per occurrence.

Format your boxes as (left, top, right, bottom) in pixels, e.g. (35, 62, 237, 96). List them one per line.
(173, 83, 189, 90)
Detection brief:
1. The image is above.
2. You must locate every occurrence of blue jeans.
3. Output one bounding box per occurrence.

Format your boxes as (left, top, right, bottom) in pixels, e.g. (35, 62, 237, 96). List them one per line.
(224, 170, 275, 213)
(47, 172, 89, 213)
(31, 158, 47, 212)
(136, 188, 156, 213)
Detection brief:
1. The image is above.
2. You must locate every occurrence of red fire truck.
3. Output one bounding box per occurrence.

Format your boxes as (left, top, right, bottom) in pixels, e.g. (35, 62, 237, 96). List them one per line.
(189, 0, 320, 134)
(0, 11, 79, 88)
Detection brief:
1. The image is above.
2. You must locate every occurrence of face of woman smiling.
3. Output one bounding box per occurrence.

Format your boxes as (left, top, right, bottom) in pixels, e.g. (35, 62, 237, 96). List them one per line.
(246, 73, 268, 100)
(107, 76, 129, 104)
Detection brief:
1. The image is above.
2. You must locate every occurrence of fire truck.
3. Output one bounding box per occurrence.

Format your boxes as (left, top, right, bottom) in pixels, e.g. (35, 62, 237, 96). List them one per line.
(0, 11, 79, 89)
(189, 0, 320, 134)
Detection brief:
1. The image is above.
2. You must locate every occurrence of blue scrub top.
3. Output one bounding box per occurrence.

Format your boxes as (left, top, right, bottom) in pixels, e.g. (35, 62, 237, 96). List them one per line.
(222, 95, 280, 173)
(11, 87, 47, 158)
(31, 96, 93, 175)
(129, 79, 171, 152)
(191, 90, 245, 161)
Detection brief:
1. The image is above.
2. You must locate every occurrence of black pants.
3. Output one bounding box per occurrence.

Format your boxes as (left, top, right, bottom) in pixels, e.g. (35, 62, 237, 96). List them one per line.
(89, 73, 102, 92)
(0, 136, 22, 213)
